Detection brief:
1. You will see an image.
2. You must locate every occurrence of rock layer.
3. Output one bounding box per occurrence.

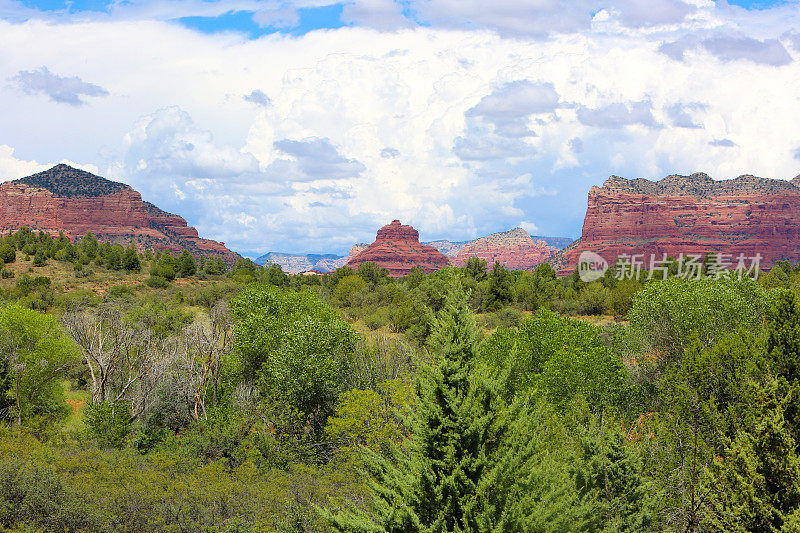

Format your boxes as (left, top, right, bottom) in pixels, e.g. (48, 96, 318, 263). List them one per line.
(0, 164, 239, 264)
(346, 220, 449, 277)
(452, 228, 559, 270)
(562, 172, 800, 274)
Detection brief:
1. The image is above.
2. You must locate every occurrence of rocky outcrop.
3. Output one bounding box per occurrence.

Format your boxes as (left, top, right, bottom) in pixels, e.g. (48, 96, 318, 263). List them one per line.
(426, 240, 469, 257)
(562, 172, 800, 274)
(346, 220, 449, 277)
(0, 164, 239, 264)
(452, 228, 559, 270)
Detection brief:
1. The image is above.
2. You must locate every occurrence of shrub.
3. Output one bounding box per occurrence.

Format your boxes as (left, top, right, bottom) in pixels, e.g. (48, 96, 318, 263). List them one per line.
(0, 243, 15, 264)
(145, 276, 169, 289)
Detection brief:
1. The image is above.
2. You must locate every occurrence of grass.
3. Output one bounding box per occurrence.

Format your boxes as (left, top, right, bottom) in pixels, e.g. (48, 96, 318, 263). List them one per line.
(62, 379, 89, 432)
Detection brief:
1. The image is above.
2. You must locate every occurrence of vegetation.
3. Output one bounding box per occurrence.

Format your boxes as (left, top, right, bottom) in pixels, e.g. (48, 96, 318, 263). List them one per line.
(1, 227, 800, 531)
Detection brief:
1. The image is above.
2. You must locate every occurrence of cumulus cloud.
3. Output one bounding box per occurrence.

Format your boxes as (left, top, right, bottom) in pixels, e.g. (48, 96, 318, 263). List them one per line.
(710, 139, 737, 147)
(252, 6, 300, 28)
(611, 0, 696, 28)
(667, 102, 707, 128)
(661, 34, 794, 66)
(466, 80, 559, 138)
(577, 101, 659, 129)
(123, 106, 260, 180)
(410, 0, 593, 38)
(243, 89, 271, 106)
(2, 2, 800, 253)
(453, 134, 535, 161)
(272, 138, 366, 180)
(11, 66, 108, 106)
(341, 0, 413, 30)
(0, 145, 48, 180)
(784, 31, 800, 51)
(701, 35, 793, 66)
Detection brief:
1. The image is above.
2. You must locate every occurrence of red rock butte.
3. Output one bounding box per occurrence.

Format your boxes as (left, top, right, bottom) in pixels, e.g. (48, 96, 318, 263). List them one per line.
(559, 172, 800, 274)
(451, 228, 559, 271)
(346, 220, 449, 277)
(0, 164, 240, 265)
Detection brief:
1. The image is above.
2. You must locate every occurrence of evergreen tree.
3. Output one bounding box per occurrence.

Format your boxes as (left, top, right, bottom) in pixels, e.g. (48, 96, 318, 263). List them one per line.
(325, 281, 505, 532)
(463, 257, 487, 281)
(121, 245, 141, 272)
(0, 241, 16, 264)
(766, 289, 800, 383)
(176, 250, 196, 277)
(483, 262, 512, 312)
(32, 248, 47, 267)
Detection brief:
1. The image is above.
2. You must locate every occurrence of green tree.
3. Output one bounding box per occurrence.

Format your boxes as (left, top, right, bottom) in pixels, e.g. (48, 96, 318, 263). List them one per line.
(463, 256, 487, 281)
(0, 241, 16, 264)
(264, 263, 289, 287)
(0, 304, 78, 426)
(483, 262, 512, 312)
(121, 245, 141, 272)
(333, 275, 368, 308)
(78, 232, 98, 259)
(203, 257, 227, 275)
(231, 285, 358, 439)
(176, 250, 197, 277)
(405, 266, 425, 290)
(357, 262, 389, 288)
(326, 282, 506, 531)
(84, 400, 132, 448)
(628, 277, 766, 363)
(32, 248, 47, 267)
(707, 380, 800, 532)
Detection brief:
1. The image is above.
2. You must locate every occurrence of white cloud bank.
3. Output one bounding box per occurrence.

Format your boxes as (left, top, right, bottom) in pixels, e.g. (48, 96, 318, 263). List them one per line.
(1, 1, 800, 254)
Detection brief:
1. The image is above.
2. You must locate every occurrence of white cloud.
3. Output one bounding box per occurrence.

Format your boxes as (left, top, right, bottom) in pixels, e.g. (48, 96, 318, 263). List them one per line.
(577, 101, 660, 129)
(0, 145, 48, 180)
(1, 2, 800, 253)
(11, 66, 108, 106)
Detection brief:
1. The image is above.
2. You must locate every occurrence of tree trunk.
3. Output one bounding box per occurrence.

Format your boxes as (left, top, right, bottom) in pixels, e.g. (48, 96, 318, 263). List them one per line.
(14, 369, 22, 427)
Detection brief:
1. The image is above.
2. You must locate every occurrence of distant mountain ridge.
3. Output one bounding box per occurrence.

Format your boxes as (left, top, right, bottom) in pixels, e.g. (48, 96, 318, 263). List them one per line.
(257, 227, 573, 274)
(1, 164, 240, 265)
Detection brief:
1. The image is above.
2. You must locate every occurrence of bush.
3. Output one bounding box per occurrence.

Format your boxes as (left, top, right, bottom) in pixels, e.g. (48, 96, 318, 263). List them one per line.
(0, 242, 15, 264)
(364, 308, 392, 331)
(107, 284, 134, 299)
(145, 276, 169, 289)
(33, 249, 47, 267)
(84, 401, 131, 448)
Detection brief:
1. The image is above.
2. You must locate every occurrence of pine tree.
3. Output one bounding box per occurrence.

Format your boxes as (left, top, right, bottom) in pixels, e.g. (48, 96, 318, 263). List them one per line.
(325, 281, 505, 532)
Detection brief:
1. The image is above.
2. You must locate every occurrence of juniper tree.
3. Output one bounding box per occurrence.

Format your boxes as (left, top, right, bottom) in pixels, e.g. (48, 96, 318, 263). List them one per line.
(324, 280, 506, 532)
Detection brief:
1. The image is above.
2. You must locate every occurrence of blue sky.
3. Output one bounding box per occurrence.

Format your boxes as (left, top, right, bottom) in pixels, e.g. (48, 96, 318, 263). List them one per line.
(1, 0, 800, 255)
(13, 0, 792, 36)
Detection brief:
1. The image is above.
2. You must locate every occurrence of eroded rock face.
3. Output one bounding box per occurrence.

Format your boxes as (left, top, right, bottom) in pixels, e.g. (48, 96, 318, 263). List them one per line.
(0, 164, 239, 265)
(452, 228, 559, 270)
(346, 220, 449, 277)
(562, 172, 800, 274)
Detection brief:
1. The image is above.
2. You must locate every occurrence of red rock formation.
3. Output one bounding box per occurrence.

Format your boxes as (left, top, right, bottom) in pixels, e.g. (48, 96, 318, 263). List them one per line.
(561, 172, 800, 274)
(452, 228, 559, 270)
(0, 164, 239, 265)
(346, 220, 449, 277)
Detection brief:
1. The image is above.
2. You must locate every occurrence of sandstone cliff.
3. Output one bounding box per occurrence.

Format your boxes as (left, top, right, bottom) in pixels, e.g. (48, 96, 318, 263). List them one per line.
(562, 172, 800, 273)
(452, 228, 560, 270)
(0, 164, 239, 265)
(346, 220, 449, 277)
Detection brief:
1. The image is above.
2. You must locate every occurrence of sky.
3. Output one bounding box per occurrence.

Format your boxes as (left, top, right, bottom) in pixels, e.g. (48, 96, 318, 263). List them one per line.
(0, 0, 799, 256)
